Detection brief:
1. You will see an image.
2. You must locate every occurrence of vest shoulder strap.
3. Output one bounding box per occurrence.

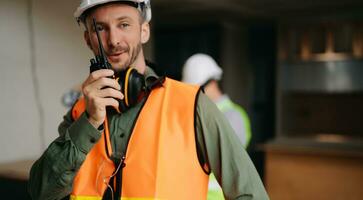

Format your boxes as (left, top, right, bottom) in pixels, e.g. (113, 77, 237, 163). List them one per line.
(71, 97, 86, 121)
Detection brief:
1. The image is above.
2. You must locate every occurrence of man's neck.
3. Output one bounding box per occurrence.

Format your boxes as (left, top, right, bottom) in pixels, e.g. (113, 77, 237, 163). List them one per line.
(204, 81, 223, 102)
(132, 51, 146, 74)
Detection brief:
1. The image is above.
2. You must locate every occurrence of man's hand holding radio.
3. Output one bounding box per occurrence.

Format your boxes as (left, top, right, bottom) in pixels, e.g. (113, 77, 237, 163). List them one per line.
(82, 69, 124, 129)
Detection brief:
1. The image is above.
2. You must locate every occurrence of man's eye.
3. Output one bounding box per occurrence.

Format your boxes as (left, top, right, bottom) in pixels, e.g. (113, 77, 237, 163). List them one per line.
(95, 25, 104, 32)
(119, 23, 130, 28)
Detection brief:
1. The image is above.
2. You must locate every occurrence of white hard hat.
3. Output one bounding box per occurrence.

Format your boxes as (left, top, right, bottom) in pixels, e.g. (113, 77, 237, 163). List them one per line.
(74, 0, 152, 22)
(182, 53, 223, 85)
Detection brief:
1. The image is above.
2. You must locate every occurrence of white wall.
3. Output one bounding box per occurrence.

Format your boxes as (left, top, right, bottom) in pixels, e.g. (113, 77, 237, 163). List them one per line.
(0, 0, 92, 163)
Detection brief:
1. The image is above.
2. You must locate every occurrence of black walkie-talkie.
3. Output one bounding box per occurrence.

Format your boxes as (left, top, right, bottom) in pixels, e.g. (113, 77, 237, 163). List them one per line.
(90, 18, 112, 73)
(89, 17, 123, 112)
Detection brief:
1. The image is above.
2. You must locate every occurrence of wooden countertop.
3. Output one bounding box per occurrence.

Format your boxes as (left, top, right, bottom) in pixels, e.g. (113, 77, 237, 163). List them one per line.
(0, 160, 35, 181)
(261, 137, 363, 158)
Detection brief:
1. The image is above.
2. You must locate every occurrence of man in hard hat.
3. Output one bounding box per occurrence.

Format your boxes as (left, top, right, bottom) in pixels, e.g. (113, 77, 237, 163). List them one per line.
(182, 53, 253, 200)
(182, 53, 252, 148)
(28, 1, 269, 200)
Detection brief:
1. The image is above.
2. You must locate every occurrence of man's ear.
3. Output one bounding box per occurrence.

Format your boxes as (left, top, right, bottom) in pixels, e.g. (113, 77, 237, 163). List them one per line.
(140, 22, 150, 44)
(84, 31, 92, 50)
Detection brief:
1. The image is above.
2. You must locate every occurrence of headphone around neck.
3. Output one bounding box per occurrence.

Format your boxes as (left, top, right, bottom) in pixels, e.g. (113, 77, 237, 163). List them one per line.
(115, 67, 146, 112)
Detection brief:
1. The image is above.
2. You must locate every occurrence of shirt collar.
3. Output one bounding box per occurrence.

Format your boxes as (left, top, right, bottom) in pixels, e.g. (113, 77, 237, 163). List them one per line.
(144, 66, 159, 86)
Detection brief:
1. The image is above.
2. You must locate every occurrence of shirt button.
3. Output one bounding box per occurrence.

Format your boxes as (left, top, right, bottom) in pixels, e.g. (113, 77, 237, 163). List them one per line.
(90, 138, 96, 143)
(120, 133, 125, 138)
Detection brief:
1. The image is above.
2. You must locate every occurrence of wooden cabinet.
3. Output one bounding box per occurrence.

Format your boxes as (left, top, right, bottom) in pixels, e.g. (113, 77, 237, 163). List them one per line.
(269, 19, 363, 200)
(278, 22, 363, 61)
(264, 141, 363, 200)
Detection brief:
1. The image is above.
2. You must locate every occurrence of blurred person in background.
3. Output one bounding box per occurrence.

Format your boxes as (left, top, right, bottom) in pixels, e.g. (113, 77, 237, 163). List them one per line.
(182, 53, 252, 148)
(182, 53, 253, 199)
(28, 1, 267, 200)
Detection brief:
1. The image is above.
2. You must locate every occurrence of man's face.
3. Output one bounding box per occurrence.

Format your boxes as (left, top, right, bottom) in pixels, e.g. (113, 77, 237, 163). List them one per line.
(84, 3, 150, 71)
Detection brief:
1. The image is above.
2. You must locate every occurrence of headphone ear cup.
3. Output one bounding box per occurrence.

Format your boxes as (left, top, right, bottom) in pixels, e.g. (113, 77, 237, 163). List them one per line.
(116, 68, 146, 112)
(127, 69, 145, 106)
(115, 74, 127, 112)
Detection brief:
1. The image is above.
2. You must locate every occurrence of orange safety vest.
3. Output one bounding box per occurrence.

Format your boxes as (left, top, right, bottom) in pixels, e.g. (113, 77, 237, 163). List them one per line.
(70, 78, 209, 200)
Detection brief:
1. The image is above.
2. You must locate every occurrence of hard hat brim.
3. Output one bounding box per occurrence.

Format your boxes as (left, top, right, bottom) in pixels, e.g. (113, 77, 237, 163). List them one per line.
(74, 0, 151, 22)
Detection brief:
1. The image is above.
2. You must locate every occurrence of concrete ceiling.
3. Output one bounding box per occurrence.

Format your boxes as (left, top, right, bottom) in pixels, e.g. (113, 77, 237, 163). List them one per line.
(152, 0, 363, 20)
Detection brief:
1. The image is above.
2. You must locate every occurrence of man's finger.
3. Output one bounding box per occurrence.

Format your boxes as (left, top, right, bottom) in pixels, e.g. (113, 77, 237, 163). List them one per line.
(97, 88, 124, 100)
(102, 97, 119, 108)
(89, 77, 121, 91)
(86, 69, 114, 85)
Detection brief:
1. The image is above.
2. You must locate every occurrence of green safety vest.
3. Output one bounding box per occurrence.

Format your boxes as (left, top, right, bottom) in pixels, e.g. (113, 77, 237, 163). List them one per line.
(207, 173, 225, 200)
(216, 97, 252, 148)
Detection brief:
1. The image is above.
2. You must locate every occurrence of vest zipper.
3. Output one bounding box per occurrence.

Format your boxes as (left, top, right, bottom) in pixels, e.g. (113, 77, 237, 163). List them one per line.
(107, 87, 154, 199)
(117, 94, 150, 198)
(114, 155, 125, 200)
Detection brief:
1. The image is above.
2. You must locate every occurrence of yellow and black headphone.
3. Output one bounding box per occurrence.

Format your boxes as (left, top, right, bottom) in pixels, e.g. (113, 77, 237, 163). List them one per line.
(115, 67, 146, 112)
(115, 66, 166, 112)
(115, 66, 165, 113)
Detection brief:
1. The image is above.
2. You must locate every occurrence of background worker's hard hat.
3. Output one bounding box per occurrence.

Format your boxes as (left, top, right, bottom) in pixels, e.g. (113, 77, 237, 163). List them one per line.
(74, 0, 152, 22)
(182, 53, 223, 85)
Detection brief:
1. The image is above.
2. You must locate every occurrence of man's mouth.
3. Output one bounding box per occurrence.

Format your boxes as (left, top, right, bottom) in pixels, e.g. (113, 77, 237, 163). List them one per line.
(107, 52, 125, 61)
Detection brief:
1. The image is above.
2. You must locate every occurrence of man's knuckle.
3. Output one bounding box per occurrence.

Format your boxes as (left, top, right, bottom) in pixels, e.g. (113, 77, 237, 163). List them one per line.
(82, 87, 89, 96)
(90, 73, 97, 80)
(100, 78, 108, 85)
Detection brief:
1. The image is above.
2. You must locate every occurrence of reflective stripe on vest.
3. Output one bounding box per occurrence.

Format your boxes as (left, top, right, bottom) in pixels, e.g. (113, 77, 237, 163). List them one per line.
(70, 197, 163, 200)
(70, 78, 209, 200)
(70, 196, 162, 200)
(70, 196, 102, 200)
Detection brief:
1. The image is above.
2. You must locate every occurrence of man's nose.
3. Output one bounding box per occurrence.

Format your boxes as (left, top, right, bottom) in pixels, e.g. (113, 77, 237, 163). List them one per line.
(108, 28, 121, 47)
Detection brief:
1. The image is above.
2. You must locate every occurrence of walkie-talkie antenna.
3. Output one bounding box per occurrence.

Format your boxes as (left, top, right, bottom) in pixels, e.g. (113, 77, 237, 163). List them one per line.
(92, 18, 112, 69)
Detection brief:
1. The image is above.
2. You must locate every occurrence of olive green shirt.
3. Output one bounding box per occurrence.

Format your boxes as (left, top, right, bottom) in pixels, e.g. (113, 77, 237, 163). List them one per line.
(28, 67, 269, 200)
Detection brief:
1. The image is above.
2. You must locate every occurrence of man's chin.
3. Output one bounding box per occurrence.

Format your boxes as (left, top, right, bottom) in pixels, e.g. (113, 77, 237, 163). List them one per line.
(110, 62, 129, 71)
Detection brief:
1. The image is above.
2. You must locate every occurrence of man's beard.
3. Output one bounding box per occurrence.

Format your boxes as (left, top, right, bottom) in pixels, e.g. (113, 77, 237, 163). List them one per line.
(110, 42, 142, 71)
